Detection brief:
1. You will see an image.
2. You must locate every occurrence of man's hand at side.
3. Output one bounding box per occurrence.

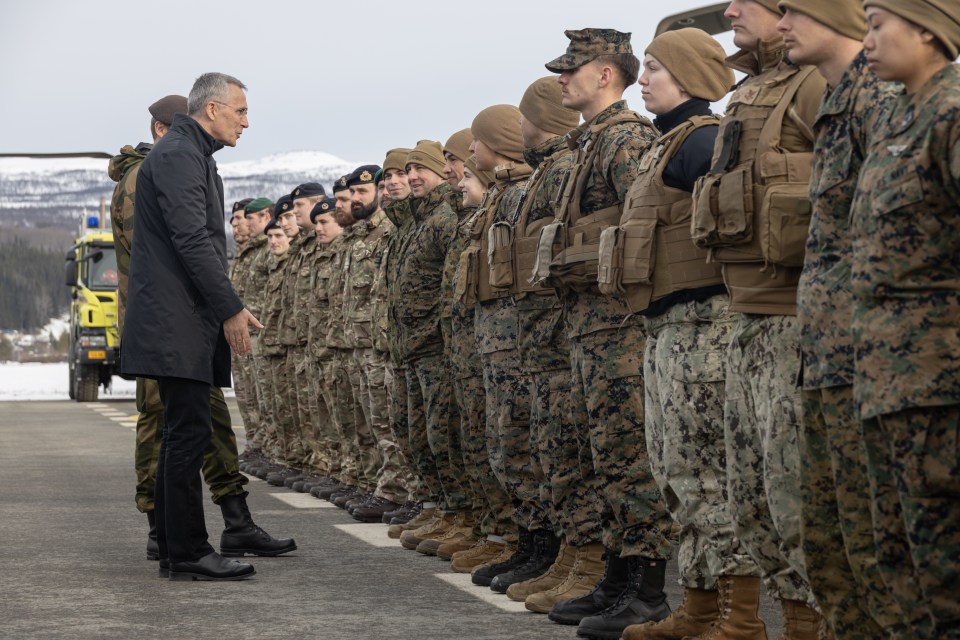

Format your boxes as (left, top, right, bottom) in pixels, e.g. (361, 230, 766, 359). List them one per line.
(223, 309, 263, 356)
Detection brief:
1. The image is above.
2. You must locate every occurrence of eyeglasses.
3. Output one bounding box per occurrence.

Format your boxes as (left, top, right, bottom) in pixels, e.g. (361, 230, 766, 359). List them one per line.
(212, 101, 248, 117)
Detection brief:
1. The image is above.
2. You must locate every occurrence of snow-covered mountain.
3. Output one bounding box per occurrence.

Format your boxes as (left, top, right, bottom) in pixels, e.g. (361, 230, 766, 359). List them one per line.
(0, 151, 362, 230)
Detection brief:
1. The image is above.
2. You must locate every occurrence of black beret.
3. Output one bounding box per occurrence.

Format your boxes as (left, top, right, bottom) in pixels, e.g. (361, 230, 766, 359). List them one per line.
(264, 218, 280, 235)
(148, 95, 188, 126)
(309, 196, 337, 223)
(332, 175, 350, 193)
(345, 164, 382, 188)
(291, 182, 326, 199)
(232, 197, 254, 213)
(273, 194, 294, 219)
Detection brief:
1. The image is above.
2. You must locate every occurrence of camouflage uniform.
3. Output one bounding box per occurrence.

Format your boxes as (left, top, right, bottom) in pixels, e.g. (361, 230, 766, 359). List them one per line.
(851, 63, 960, 637)
(261, 249, 292, 463)
(388, 182, 468, 511)
(277, 237, 309, 469)
(230, 234, 265, 448)
(545, 101, 672, 557)
(247, 239, 277, 459)
(311, 238, 344, 482)
(108, 144, 247, 512)
(796, 51, 914, 638)
(442, 202, 512, 534)
(344, 209, 410, 504)
(516, 136, 603, 543)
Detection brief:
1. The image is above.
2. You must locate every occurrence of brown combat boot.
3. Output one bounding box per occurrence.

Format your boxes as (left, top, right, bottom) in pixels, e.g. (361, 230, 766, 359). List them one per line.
(400, 511, 455, 550)
(387, 505, 435, 539)
(450, 538, 512, 573)
(620, 587, 719, 639)
(506, 537, 575, 602)
(417, 511, 476, 556)
(524, 542, 604, 614)
(778, 599, 823, 640)
(692, 575, 767, 640)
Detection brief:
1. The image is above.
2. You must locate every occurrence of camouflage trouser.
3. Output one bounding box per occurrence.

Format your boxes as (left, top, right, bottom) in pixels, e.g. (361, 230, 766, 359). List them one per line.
(385, 362, 418, 501)
(480, 348, 544, 531)
(570, 324, 673, 558)
(354, 347, 410, 503)
(529, 366, 603, 543)
(453, 373, 514, 535)
(231, 349, 260, 449)
(304, 352, 338, 477)
(266, 352, 295, 466)
(800, 385, 911, 639)
(134, 377, 248, 512)
(864, 406, 958, 637)
(285, 346, 309, 469)
(643, 295, 758, 589)
(251, 339, 280, 462)
(319, 357, 348, 484)
(342, 348, 380, 494)
(331, 349, 363, 488)
(725, 313, 811, 602)
(406, 353, 469, 511)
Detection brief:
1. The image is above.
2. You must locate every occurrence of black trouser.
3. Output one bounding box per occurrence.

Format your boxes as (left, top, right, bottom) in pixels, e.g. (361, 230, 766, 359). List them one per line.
(156, 376, 216, 563)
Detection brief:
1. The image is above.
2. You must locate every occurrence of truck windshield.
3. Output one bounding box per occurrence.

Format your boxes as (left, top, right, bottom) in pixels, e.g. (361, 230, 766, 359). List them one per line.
(85, 245, 119, 291)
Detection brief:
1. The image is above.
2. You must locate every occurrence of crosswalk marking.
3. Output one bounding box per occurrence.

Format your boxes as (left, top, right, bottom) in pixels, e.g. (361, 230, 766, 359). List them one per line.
(268, 492, 334, 509)
(433, 573, 531, 613)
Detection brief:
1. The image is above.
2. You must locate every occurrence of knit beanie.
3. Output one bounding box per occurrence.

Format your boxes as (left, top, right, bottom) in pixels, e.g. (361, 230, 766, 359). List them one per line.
(863, 0, 960, 59)
(405, 140, 446, 178)
(778, 0, 866, 40)
(464, 156, 495, 189)
(383, 147, 412, 173)
(754, 0, 783, 15)
(645, 28, 735, 102)
(471, 105, 525, 163)
(443, 129, 473, 162)
(519, 77, 581, 136)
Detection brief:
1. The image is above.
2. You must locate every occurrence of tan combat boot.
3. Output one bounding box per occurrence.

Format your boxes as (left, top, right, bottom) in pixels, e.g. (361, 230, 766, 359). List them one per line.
(692, 575, 768, 640)
(524, 542, 604, 614)
(417, 511, 476, 556)
(620, 587, 719, 639)
(506, 537, 575, 602)
(450, 538, 512, 573)
(778, 599, 824, 640)
(387, 505, 435, 539)
(400, 511, 455, 550)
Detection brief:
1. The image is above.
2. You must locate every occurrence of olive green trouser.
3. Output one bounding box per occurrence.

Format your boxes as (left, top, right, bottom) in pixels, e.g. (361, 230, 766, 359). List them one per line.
(133, 377, 249, 513)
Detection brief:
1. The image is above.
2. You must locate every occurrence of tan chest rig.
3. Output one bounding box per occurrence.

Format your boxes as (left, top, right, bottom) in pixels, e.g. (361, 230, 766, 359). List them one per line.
(454, 162, 533, 305)
(513, 151, 568, 296)
(690, 64, 816, 267)
(597, 115, 724, 313)
(532, 110, 650, 289)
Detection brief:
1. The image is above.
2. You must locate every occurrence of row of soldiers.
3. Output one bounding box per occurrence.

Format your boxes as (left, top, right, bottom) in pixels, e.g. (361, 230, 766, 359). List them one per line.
(222, 1, 958, 639)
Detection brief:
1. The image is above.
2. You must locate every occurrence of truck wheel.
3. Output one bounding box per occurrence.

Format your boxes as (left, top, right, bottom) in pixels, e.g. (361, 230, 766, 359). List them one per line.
(68, 358, 77, 400)
(76, 365, 99, 402)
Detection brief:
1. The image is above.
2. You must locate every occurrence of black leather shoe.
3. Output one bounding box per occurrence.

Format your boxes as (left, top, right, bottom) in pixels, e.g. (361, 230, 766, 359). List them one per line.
(218, 494, 298, 557)
(549, 550, 629, 625)
(575, 557, 670, 639)
(472, 528, 535, 586)
(168, 552, 255, 581)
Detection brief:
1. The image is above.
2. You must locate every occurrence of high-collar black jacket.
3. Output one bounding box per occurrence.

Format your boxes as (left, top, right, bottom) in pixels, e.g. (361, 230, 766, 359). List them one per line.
(121, 113, 244, 386)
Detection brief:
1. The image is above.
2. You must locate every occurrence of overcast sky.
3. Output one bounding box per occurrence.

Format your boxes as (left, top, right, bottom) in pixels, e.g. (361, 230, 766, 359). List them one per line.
(0, 0, 732, 164)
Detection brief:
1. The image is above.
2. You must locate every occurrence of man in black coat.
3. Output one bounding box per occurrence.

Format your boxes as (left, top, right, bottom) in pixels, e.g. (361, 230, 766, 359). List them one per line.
(123, 72, 262, 581)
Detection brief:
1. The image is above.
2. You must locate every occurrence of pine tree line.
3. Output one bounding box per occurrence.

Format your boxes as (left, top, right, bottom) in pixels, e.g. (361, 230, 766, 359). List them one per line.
(0, 237, 71, 331)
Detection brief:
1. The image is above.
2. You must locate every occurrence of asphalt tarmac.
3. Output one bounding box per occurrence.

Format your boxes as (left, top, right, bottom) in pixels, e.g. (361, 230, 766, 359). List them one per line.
(0, 399, 784, 639)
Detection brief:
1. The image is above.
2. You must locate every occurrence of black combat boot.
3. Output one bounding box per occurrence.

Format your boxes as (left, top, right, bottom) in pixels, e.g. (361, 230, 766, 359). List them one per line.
(472, 527, 536, 586)
(548, 548, 629, 625)
(490, 529, 560, 593)
(575, 557, 670, 639)
(146, 511, 159, 561)
(218, 493, 298, 557)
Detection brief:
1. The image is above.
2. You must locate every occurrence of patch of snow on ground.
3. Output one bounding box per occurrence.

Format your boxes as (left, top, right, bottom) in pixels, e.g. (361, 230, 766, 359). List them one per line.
(0, 362, 136, 401)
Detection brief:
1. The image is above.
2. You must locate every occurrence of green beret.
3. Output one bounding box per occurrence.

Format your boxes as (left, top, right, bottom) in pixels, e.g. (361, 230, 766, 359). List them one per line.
(244, 197, 274, 214)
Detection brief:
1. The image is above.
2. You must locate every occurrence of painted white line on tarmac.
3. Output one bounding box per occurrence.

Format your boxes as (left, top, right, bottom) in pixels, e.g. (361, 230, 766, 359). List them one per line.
(119, 422, 137, 427)
(433, 573, 531, 613)
(232, 426, 244, 431)
(100, 412, 125, 417)
(109, 416, 130, 421)
(334, 523, 401, 548)
(268, 492, 334, 509)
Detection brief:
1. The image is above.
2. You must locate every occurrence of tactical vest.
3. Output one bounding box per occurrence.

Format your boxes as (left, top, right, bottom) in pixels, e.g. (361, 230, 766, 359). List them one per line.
(513, 151, 568, 296)
(455, 162, 532, 304)
(533, 110, 651, 288)
(597, 115, 724, 313)
(690, 63, 816, 267)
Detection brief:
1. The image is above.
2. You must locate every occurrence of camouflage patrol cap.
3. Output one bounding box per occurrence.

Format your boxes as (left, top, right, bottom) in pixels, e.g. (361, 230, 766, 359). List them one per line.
(291, 182, 326, 200)
(309, 196, 336, 223)
(332, 174, 350, 194)
(545, 29, 633, 73)
(148, 95, 188, 126)
(244, 196, 274, 215)
(273, 194, 294, 219)
(345, 164, 382, 187)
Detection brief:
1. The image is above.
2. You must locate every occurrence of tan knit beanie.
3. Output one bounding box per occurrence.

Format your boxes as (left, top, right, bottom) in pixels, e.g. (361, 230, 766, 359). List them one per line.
(405, 140, 446, 178)
(464, 156, 495, 189)
(383, 147, 412, 173)
(754, 0, 783, 15)
(645, 29, 735, 102)
(471, 105, 525, 163)
(519, 77, 581, 136)
(443, 129, 473, 162)
(779, 0, 866, 40)
(864, 0, 960, 59)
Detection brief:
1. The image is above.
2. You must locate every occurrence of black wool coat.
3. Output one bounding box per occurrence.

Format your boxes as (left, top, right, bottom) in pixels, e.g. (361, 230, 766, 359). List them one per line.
(121, 113, 244, 387)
